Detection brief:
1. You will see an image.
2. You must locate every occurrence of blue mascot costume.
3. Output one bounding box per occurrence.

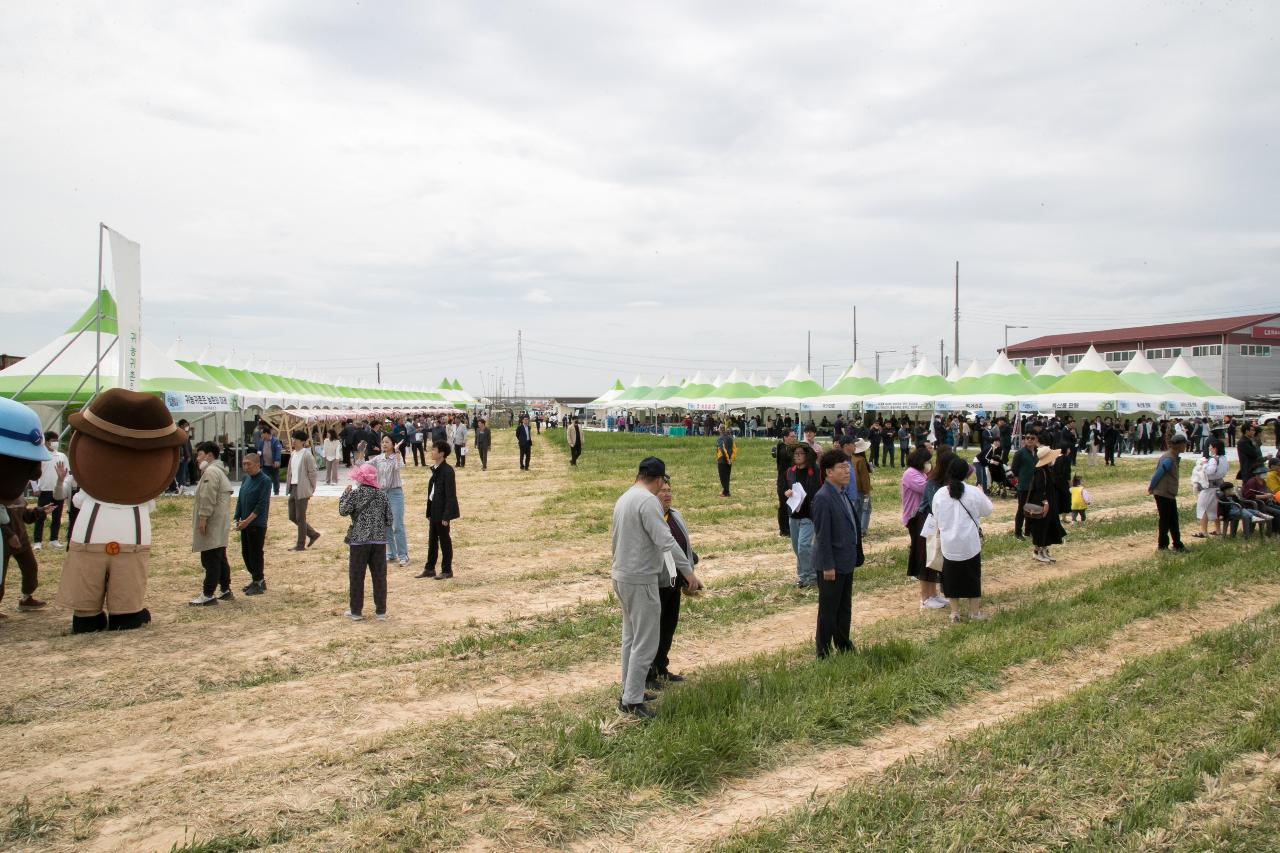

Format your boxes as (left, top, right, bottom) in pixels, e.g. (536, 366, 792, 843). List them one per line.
(0, 398, 52, 596)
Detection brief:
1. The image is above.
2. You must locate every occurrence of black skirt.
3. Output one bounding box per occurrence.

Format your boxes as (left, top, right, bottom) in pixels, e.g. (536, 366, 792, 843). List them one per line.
(906, 514, 943, 583)
(942, 553, 982, 599)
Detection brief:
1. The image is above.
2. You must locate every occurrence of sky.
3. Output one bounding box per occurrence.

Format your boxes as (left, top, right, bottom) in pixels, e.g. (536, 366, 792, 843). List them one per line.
(1, 1, 1277, 396)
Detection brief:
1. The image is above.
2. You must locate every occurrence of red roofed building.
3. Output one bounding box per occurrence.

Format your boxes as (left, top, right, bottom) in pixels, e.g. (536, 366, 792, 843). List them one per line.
(1005, 313, 1280, 399)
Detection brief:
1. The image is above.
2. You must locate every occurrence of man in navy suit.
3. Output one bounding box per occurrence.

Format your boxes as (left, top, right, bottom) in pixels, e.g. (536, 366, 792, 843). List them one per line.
(810, 448, 864, 658)
(516, 415, 533, 470)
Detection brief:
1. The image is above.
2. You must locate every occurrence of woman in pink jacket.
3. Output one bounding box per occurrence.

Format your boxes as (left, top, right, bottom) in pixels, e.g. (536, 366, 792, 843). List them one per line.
(901, 445, 945, 609)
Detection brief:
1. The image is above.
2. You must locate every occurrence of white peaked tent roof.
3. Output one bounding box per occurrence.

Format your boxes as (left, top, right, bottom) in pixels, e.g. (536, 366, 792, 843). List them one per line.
(986, 352, 1021, 375)
(945, 364, 962, 383)
(886, 368, 901, 383)
(1162, 355, 1244, 413)
(1163, 355, 1201, 380)
(666, 370, 717, 408)
(961, 360, 984, 380)
(754, 364, 824, 408)
(803, 360, 883, 412)
(1035, 355, 1066, 378)
(848, 360, 874, 380)
(915, 356, 941, 376)
(1074, 347, 1110, 373)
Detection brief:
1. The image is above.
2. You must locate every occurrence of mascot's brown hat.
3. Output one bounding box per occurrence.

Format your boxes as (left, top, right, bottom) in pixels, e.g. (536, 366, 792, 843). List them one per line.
(67, 389, 187, 505)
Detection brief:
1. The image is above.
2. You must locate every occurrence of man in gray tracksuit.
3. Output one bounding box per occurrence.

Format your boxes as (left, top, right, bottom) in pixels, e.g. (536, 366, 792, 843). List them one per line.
(610, 456, 701, 718)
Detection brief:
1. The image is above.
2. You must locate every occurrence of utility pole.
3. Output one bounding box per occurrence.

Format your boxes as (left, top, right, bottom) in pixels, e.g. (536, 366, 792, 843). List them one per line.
(874, 349, 897, 383)
(376, 361, 381, 385)
(514, 330, 526, 403)
(1004, 324, 1029, 352)
(939, 339, 944, 370)
(853, 306, 858, 362)
(954, 262, 960, 369)
(910, 345, 919, 368)
(807, 331, 811, 374)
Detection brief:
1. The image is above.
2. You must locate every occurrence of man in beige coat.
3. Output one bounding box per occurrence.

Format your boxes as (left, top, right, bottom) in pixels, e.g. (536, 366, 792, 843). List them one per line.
(190, 441, 234, 606)
(287, 429, 321, 551)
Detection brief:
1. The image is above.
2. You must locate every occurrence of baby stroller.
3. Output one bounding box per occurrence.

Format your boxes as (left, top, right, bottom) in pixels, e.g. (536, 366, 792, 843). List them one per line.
(991, 466, 1014, 499)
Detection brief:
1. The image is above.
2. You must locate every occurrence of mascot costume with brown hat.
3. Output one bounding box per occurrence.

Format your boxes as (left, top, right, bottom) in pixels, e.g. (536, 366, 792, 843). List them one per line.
(56, 388, 187, 633)
(0, 397, 52, 596)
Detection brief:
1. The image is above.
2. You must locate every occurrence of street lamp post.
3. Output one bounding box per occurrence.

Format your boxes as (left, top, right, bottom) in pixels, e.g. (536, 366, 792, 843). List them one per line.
(1004, 325, 1029, 352)
(874, 349, 898, 383)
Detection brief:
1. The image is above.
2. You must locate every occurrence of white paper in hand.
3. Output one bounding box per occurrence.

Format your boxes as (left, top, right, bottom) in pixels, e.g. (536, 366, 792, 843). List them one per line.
(662, 549, 677, 585)
(786, 481, 806, 513)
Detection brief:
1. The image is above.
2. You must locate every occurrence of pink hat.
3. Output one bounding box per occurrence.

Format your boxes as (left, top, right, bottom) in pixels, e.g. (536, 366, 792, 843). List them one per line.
(350, 463, 379, 488)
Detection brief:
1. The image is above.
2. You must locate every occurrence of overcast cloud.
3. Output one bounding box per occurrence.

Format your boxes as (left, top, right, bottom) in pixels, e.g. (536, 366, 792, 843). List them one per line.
(1, 1, 1277, 395)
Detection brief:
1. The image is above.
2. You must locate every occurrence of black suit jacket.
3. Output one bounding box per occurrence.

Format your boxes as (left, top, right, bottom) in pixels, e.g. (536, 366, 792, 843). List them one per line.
(427, 462, 460, 521)
(811, 482, 864, 575)
(516, 425, 532, 447)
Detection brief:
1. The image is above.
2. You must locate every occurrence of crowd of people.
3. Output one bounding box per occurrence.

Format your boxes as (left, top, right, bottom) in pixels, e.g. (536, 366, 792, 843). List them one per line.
(7, 398, 1276, 726)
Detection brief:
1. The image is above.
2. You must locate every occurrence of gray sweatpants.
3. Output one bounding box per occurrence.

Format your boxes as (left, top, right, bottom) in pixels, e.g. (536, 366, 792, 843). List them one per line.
(614, 579, 661, 704)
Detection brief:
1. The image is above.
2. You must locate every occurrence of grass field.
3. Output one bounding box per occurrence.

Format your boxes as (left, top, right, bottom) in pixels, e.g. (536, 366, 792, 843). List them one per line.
(2, 428, 1276, 852)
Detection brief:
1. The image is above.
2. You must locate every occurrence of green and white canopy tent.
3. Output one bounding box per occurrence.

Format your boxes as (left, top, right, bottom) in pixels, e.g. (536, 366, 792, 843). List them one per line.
(1038, 346, 1146, 413)
(1116, 352, 1204, 416)
(868, 357, 953, 411)
(933, 352, 1037, 414)
(585, 379, 626, 410)
(952, 359, 985, 393)
(745, 372, 768, 393)
(0, 293, 234, 425)
(1031, 355, 1066, 390)
(1162, 356, 1244, 414)
(684, 373, 726, 411)
(608, 375, 655, 409)
(754, 365, 824, 410)
(698, 369, 761, 411)
(801, 360, 884, 412)
(622, 374, 681, 411)
(945, 363, 963, 384)
(666, 371, 716, 409)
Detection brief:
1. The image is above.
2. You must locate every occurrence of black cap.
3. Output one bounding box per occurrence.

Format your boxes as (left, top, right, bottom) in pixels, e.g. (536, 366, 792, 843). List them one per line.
(836, 435, 856, 447)
(638, 456, 666, 478)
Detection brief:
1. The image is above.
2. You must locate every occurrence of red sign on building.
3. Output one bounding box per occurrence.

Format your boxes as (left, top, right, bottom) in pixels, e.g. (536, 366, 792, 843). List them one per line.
(1252, 326, 1280, 339)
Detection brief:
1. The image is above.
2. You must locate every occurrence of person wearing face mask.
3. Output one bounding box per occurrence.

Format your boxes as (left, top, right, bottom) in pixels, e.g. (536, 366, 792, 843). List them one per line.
(31, 431, 69, 551)
(189, 441, 234, 606)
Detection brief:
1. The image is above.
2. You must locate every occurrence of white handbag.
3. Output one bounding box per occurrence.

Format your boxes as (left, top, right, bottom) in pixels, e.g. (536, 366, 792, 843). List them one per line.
(925, 529, 945, 571)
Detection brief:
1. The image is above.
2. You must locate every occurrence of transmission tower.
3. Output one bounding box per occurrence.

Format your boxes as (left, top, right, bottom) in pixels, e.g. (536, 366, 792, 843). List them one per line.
(513, 329, 527, 404)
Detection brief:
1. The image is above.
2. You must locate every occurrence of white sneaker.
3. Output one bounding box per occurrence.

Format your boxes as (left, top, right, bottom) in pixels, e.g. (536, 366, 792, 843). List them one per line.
(926, 595, 949, 609)
(969, 611, 990, 621)
(344, 611, 364, 621)
(32, 543, 42, 551)
(399, 559, 408, 567)
(1033, 552, 1051, 563)
(48, 541, 62, 549)
(188, 594, 217, 607)
(375, 613, 388, 621)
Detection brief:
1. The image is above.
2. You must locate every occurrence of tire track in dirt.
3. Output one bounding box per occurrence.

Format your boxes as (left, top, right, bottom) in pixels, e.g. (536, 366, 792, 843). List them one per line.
(567, 584, 1280, 853)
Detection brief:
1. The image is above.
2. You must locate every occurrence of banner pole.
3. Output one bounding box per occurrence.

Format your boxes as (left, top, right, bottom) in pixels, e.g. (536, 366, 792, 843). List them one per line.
(96, 222, 105, 396)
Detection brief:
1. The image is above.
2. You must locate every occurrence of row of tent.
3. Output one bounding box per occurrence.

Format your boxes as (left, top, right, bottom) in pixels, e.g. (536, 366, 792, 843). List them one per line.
(586, 347, 1244, 417)
(0, 294, 477, 413)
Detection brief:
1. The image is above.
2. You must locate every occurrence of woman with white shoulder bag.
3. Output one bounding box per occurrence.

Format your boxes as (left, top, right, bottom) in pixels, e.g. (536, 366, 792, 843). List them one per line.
(923, 455, 993, 623)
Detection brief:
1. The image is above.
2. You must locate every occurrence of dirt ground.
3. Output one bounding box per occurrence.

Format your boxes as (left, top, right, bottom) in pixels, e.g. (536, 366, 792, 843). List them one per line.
(0, 430, 1208, 852)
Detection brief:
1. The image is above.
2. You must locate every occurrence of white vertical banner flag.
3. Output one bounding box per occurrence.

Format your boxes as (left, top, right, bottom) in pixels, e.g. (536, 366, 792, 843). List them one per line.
(107, 228, 142, 390)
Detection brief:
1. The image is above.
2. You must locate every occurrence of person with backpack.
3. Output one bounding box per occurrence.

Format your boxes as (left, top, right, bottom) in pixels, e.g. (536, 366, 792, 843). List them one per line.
(715, 425, 737, 498)
(922, 455, 993, 623)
